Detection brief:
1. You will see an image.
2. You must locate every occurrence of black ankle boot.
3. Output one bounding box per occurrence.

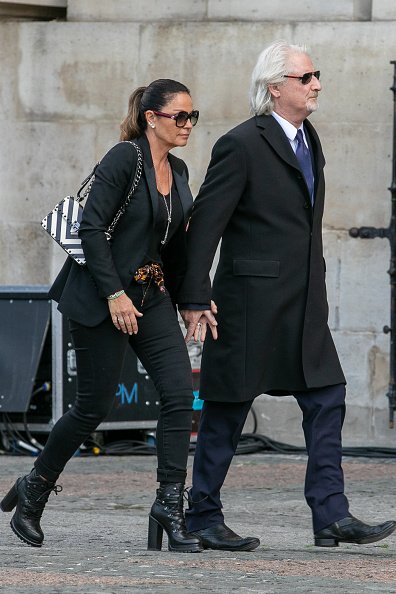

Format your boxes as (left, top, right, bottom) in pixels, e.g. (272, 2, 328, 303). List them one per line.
(0, 468, 62, 547)
(148, 483, 202, 553)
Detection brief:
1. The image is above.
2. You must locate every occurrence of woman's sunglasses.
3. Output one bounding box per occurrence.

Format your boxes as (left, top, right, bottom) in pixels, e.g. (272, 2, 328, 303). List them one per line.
(152, 110, 199, 127)
(284, 71, 320, 85)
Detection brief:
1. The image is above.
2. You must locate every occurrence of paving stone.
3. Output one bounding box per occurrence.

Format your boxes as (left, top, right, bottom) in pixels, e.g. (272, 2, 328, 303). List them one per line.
(1, 452, 396, 592)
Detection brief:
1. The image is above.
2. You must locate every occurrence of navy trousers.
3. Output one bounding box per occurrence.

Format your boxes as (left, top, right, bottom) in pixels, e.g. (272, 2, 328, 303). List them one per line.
(185, 384, 349, 534)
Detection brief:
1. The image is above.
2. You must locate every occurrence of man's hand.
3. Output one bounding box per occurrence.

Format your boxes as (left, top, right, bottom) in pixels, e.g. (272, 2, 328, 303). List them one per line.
(180, 301, 218, 342)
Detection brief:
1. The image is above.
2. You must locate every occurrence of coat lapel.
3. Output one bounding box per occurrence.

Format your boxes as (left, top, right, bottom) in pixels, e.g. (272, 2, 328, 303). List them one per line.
(256, 114, 299, 172)
(257, 114, 325, 204)
(303, 118, 326, 179)
(256, 114, 325, 175)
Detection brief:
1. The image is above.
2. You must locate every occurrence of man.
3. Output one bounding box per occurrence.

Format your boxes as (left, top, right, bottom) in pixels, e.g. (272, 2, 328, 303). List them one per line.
(179, 40, 396, 551)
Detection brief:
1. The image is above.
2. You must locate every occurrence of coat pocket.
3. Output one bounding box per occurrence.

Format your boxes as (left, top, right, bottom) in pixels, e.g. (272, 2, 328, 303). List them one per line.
(233, 259, 280, 277)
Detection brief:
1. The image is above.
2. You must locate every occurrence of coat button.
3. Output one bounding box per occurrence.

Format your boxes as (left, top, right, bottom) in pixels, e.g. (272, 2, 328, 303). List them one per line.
(303, 202, 310, 209)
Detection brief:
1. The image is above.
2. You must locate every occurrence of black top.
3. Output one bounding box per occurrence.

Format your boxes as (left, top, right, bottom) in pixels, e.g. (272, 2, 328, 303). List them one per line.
(144, 181, 183, 266)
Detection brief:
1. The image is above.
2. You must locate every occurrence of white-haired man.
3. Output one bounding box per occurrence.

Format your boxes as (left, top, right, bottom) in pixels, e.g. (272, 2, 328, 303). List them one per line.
(179, 40, 396, 550)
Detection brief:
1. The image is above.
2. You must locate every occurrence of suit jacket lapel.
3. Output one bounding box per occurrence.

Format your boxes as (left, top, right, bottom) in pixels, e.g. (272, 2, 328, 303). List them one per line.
(136, 135, 158, 226)
(136, 135, 193, 226)
(169, 153, 193, 224)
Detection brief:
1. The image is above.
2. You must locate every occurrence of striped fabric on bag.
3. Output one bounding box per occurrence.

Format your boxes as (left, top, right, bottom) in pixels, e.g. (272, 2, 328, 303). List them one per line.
(41, 196, 86, 265)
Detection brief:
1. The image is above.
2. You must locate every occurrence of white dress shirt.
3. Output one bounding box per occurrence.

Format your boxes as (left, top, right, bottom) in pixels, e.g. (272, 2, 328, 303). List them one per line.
(271, 111, 309, 153)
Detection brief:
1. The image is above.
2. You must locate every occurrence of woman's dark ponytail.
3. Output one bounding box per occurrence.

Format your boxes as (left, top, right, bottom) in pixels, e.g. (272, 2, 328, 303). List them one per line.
(120, 86, 146, 141)
(120, 79, 190, 141)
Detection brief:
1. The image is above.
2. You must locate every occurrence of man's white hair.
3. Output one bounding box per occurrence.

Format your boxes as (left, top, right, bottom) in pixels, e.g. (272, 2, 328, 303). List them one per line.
(249, 40, 308, 116)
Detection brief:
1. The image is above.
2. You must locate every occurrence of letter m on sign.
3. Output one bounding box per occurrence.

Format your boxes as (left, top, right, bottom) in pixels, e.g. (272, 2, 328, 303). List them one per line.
(116, 383, 138, 405)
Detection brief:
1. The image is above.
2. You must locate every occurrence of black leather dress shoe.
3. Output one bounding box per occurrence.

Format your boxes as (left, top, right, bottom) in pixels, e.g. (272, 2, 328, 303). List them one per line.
(191, 523, 260, 551)
(314, 515, 396, 547)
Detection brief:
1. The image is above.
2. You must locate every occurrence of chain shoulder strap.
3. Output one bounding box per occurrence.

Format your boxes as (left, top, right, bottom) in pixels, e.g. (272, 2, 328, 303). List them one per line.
(76, 164, 99, 202)
(106, 141, 143, 237)
(75, 141, 143, 236)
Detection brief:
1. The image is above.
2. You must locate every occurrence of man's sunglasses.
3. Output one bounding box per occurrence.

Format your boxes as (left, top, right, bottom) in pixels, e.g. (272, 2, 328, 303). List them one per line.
(284, 71, 320, 85)
(152, 110, 199, 127)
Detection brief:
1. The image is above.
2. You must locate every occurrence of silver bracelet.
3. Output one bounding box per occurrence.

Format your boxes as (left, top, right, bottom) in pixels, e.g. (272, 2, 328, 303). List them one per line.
(107, 290, 125, 301)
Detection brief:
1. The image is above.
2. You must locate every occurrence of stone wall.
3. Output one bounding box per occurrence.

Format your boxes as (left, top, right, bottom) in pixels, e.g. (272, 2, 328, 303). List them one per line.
(1, 0, 396, 445)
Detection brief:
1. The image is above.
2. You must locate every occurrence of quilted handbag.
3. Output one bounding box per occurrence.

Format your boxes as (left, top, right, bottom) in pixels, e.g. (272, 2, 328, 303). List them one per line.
(41, 141, 143, 265)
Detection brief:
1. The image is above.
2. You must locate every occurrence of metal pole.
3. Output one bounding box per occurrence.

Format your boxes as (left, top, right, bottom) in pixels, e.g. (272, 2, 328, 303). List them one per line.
(349, 61, 396, 427)
(387, 61, 396, 427)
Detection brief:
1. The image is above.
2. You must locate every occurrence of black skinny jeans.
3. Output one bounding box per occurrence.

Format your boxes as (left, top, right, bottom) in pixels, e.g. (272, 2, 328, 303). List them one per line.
(35, 283, 194, 484)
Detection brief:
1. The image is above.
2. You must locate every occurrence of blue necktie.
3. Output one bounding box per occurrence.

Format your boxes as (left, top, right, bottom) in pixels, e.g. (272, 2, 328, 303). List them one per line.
(295, 129, 314, 204)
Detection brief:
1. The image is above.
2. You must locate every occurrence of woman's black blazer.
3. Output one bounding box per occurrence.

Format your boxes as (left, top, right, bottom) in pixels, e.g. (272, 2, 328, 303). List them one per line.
(49, 134, 193, 327)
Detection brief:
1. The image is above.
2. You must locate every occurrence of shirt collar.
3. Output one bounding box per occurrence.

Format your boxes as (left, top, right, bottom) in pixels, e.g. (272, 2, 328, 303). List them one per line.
(271, 111, 306, 143)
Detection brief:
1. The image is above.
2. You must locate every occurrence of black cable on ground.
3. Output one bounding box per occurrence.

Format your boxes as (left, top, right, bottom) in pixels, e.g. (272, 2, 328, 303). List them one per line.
(235, 433, 396, 458)
(236, 433, 306, 455)
(23, 412, 44, 451)
(0, 413, 41, 455)
(80, 433, 396, 458)
(82, 439, 157, 456)
(2, 407, 396, 458)
(248, 405, 258, 434)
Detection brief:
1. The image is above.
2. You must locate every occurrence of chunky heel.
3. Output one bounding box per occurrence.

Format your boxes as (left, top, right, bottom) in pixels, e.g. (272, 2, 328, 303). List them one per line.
(147, 514, 163, 550)
(314, 537, 339, 547)
(2, 468, 62, 547)
(148, 483, 202, 553)
(0, 483, 18, 512)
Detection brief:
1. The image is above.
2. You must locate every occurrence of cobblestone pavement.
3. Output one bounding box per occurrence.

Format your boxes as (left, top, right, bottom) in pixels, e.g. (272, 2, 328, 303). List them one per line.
(0, 452, 396, 593)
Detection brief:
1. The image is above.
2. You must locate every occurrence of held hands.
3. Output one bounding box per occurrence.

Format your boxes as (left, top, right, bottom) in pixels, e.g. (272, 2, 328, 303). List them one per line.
(180, 300, 218, 343)
(108, 292, 143, 335)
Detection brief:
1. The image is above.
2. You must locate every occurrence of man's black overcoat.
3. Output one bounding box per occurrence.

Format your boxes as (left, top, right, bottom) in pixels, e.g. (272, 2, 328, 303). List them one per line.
(178, 114, 345, 402)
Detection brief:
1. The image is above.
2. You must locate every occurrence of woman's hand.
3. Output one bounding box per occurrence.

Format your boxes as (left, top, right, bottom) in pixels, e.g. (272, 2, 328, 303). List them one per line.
(108, 293, 143, 335)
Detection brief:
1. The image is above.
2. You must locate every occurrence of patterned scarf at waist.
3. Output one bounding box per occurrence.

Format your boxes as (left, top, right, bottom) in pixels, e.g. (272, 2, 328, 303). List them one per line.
(134, 263, 165, 305)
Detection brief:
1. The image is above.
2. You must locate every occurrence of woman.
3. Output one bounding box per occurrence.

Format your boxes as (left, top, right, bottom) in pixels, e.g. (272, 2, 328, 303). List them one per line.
(1, 79, 202, 553)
